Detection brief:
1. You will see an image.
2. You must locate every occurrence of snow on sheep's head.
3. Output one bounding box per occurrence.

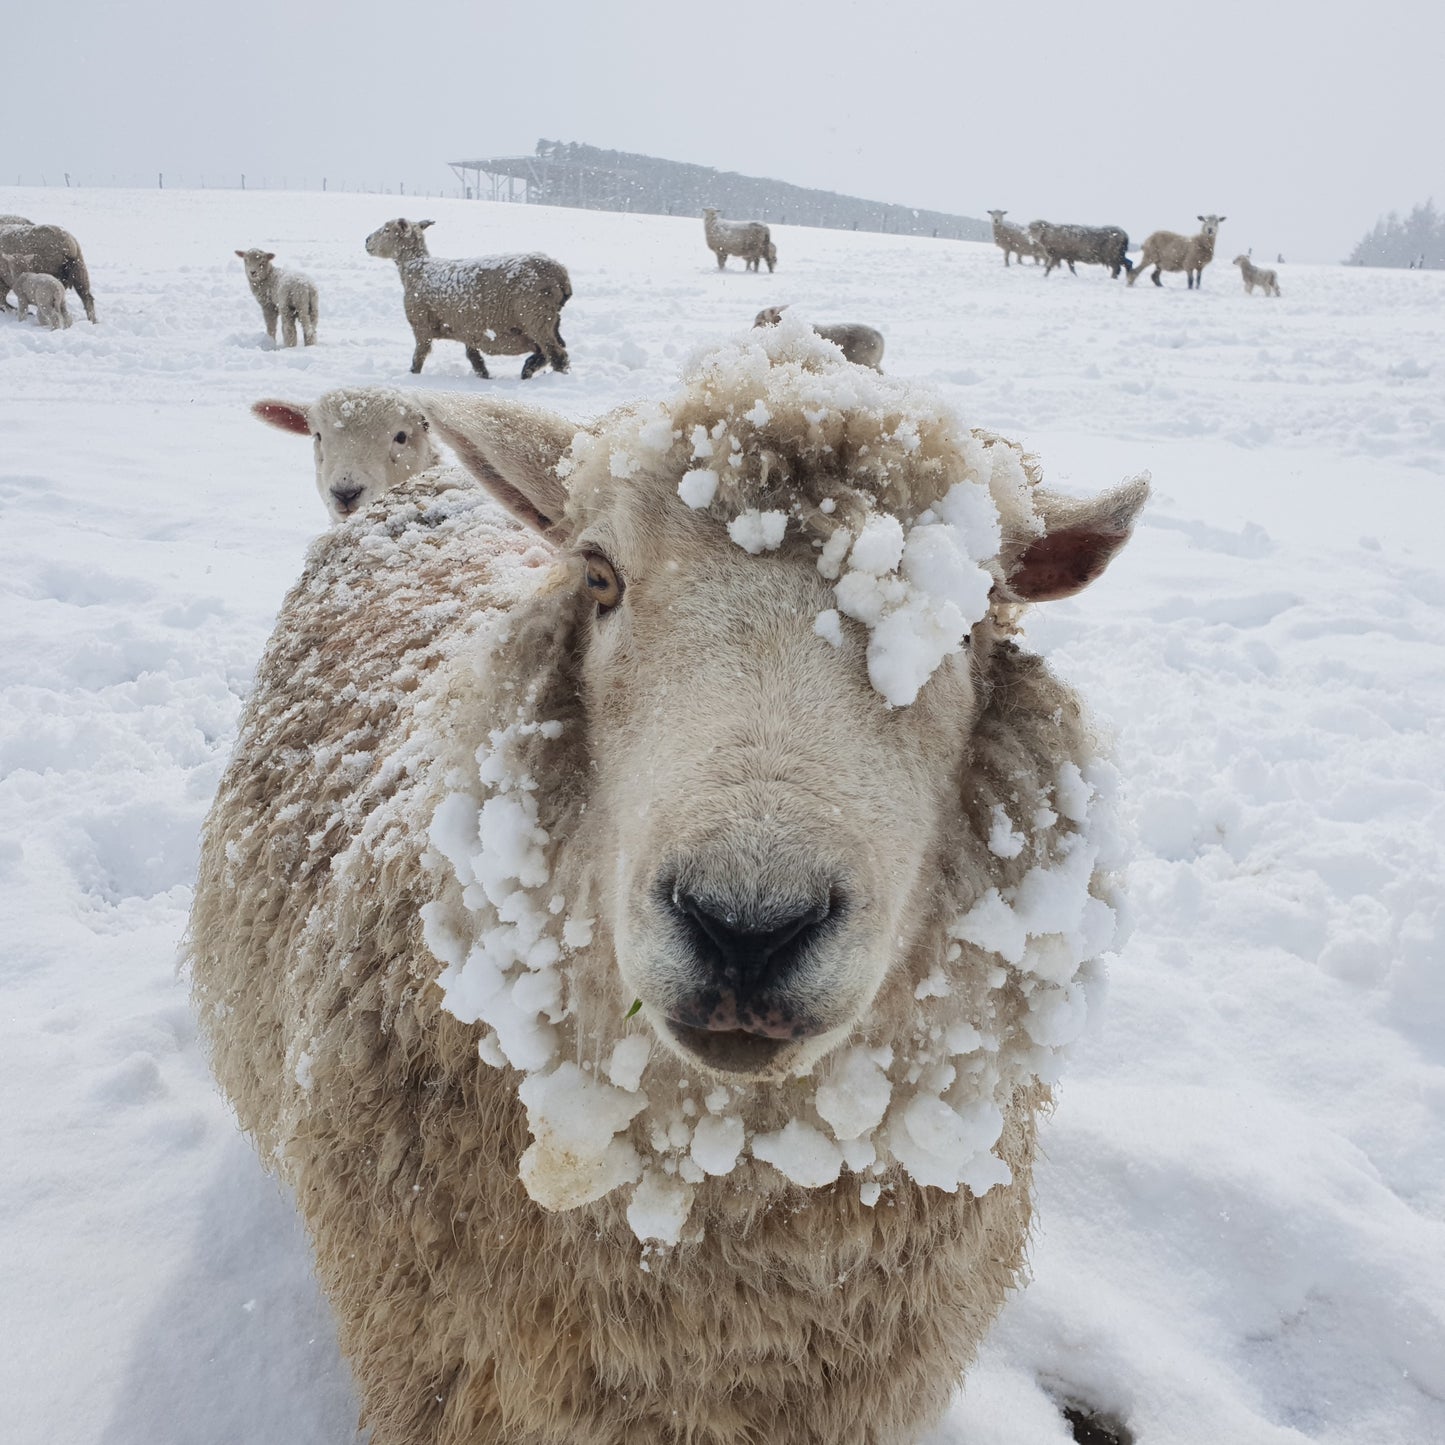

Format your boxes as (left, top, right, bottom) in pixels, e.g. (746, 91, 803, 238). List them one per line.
(234, 247, 276, 287)
(252, 388, 440, 521)
(422, 319, 1148, 1108)
(363, 217, 434, 259)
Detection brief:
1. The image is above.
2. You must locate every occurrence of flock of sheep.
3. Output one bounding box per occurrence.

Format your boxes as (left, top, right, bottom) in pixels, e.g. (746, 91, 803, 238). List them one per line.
(987, 208, 1279, 295)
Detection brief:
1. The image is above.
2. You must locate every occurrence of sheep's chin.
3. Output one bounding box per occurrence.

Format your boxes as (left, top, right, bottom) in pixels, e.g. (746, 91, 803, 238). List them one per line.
(655, 1016, 844, 1081)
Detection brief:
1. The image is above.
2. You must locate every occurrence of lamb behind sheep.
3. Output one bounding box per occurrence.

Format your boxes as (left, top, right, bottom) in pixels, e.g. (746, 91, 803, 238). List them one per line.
(1129, 215, 1226, 289)
(703, 207, 777, 272)
(235, 248, 319, 347)
(9, 269, 72, 329)
(986, 209, 1044, 266)
(250, 387, 445, 520)
(189, 320, 1147, 1445)
(0, 218, 96, 321)
(365, 218, 571, 380)
(1028, 220, 1134, 279)
(1233, 254, 1281, 297)
(753, 305, 884, 370)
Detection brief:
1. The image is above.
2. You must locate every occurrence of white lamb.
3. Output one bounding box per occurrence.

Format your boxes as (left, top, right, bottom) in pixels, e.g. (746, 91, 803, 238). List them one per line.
(235, 247, 319, 347)
(250, 387, 446, 521)
(8, 266, 72, 329)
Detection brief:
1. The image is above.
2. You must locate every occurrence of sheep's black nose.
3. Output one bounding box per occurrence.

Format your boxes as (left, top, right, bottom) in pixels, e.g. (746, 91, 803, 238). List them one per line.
(331, 484, 364, 511)
(671, 889, 835, 995)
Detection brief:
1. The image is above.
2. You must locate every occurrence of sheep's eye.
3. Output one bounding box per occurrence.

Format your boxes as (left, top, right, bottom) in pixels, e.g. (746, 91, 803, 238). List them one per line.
(582, 553, 624, 614)
(394, 431, 407, 444)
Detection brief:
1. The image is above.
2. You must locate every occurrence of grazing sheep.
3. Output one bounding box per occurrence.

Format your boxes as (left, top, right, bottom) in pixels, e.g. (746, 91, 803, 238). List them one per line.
(189, 321, 1146, 1445)
(235, 248, 319, 347)
(250, 387, 446, 520)
(0, 218, 96, 321)
(9, 269, 72, 329)
(754, 305, 885, 370)
(1233, 254, 1281, 297)
(703, 207, 777, 272)
(986, 209, 1044, 266)
(1128, 214, 1227, 289)
(1028, 220, 1134, 279)
(365, 217, 571, 380)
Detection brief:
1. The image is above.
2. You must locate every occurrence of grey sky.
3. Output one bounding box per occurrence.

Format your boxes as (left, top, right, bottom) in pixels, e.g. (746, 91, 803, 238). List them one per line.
(8, 0, 1442, 261)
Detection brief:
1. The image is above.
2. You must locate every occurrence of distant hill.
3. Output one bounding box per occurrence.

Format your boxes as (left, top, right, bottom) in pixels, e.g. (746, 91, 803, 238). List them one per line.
(449, 140, 988, 243)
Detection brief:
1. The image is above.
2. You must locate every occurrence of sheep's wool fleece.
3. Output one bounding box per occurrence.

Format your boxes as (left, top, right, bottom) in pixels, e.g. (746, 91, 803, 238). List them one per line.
(422, 317, 1128, 1247)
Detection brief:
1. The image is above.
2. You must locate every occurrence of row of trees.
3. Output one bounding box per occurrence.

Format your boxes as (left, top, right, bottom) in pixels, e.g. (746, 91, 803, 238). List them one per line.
(1347, 200, 1442, 268)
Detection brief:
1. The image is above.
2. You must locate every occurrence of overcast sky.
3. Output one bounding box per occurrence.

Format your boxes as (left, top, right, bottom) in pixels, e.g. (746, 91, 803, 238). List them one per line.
(7, 0, 1442, 261)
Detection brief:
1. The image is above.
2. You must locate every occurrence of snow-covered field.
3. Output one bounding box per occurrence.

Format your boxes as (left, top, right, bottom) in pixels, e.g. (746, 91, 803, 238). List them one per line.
(3, 187, 1443, 1445)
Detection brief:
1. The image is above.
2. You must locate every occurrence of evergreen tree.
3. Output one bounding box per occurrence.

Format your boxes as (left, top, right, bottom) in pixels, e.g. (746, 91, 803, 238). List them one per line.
(1347, 201, 1443, 268)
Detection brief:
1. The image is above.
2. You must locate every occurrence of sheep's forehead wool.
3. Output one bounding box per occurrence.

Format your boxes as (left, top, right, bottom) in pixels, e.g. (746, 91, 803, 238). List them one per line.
(315, 387, 425, 433)
(571, 317, 1045, 707)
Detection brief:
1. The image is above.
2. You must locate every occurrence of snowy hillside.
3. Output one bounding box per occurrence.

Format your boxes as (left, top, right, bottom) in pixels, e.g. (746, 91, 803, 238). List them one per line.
(2, 187, 1442, 1445)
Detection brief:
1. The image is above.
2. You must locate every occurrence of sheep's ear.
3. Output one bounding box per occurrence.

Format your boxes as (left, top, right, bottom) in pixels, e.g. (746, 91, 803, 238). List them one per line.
(420, 394, 576, 540)
(234, 250, 245, 258)
(1005, 477, 1149, 602)
(263, 251, 275, 260)
(252, 399, 313, 436)
(419, 219, 435, 229)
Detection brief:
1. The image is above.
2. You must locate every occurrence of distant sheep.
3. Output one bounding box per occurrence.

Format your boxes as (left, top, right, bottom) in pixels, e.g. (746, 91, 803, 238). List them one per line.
(986, 209, 1044, 266)
(754, 305, 884, 370)
(235, 248, 319, 347)
(190, 324, 1148, 1445)
(704, 207, 777, 272)
(0, 218, 96, 321)
(8, 268, 72, 329)
(1233, 254, 1280, 297)
(250, 387, 445, 521)
(1129, 215, 1226, 289)
(365, 217, 571, 379)
(1028, 221, 1133, 280)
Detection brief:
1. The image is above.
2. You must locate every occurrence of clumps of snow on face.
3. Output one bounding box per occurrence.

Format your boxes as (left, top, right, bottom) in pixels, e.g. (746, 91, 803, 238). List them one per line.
(813, 609, 844, 648)
(727, 509, 788, 554)
(814, 1047, 892, 1140)
(627, 1170, 694, 1245)
(988, 805, 1026, 860)
(751, 1120, 844, 1187)
(606, 1034, 652, 1092)
(689, 1114, 746, 1175)
(677, 469, 719, 509)
(518, 1063, 646, 1211)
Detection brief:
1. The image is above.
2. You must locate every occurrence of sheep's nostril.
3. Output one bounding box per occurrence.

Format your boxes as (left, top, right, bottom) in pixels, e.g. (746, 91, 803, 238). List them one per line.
(331, 485, 364, 511)
(670, 887, 837, 994)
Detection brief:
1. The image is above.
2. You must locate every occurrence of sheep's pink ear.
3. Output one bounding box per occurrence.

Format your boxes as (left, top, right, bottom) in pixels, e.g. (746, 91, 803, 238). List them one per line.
(252, 399, 313, 436)
(420, 393, 576, 540)
(234, 250, 245, 258)
(263, 251, 275, 260)
(1006, 477, 1149, 602)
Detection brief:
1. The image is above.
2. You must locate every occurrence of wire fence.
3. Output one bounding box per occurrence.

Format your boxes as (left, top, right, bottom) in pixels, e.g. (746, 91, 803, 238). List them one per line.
(5, 172, 470, 200)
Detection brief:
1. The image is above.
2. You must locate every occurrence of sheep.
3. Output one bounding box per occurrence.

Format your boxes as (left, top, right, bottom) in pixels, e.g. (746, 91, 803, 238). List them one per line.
(753, 305, 884, 370)
(703, 207, 777, 272)
(188, 319, 1147, 1445)
(8, 268, 72, 329)
(250, 387, 446, 521)
(1233, 254, 1281, 297)
(0, 217, 96, 321)
(1028, 220, 1134, 279)
(986, 209, 1044, 266)
(365, 217, 571, 380)
(1128, 214, 1227, 289)
(235, 248, 319, 347)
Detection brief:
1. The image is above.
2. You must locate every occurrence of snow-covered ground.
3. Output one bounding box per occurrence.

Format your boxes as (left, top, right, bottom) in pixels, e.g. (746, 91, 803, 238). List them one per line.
(2, 187, 1442, 1445)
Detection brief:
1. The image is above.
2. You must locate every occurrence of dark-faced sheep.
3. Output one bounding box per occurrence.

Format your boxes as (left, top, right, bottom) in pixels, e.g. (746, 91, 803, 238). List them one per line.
(754, 305, 884, 370)
(1233, 254, 1281, 296)
(236, 248, 319, 347)
(703, 208, 777, 272)
(1028, 221, 1134, 279)
(987, 209, 1044, 266)
(1129, 215, 1226, 289)
(365, 217, 572, 380)
(0, 218, 96, 321)
(189, 321, 1147, 1445)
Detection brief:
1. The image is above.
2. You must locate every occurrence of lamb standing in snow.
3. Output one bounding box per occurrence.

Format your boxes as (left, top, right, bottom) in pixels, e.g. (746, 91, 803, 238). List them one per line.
(986, 209, 1044, 266)
(1234, 254, 1281, 296)
(0, 217, 96, 321)
(235, 248, 318, 347)
(7, 268, 72, 329)
(250, 387, 448, 521)
(1129, 215, 1227, 289)
(190, 319, 1147, 1445)
(754, 305, 884, 370)
(365, 217, 571, 380)
(703, 207, 777, 272)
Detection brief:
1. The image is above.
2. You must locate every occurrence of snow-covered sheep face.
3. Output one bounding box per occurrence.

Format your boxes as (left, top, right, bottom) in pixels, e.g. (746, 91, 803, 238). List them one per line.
(364, 217, 433, 260)
(425, 330, 1145, 1082)
(1198, 215, 1226, 239)
(252, 389, 439, 521)
(234, 248, 275, 287)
